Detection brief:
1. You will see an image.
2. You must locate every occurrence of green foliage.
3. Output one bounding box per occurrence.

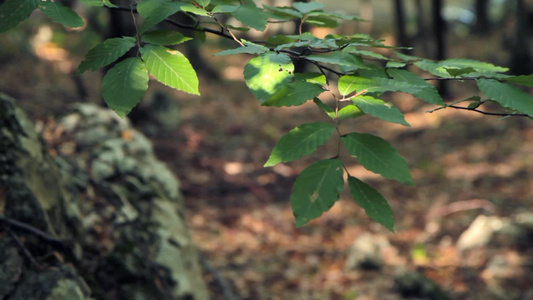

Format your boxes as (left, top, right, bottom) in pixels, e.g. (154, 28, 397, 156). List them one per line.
(102, 58, 149, 118)
(0, 0, 38, 33)
(140, 45, 199, 95)
(265, 122, 335, 167)
(477, 79, 533, 116)
(291, 159, 344, 227)
(38, 1, 84, 28)
(348, 176, 394, 232)
(351, 96, 409, 126)
(78, 37, 136, 73)
(2, 0, 532, 230)
(243, 52, 294, 103)
(341, 133, 413, 185)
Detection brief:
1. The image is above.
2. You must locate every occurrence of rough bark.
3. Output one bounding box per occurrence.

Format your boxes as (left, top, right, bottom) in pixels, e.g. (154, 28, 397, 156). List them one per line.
(0, 93, 208, 300)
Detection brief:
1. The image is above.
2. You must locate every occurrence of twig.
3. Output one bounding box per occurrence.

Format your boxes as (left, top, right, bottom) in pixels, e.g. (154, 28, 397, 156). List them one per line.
(8, 229, 44, 269)
(0, 215, 65, 248)
(428, 105, 532, 118)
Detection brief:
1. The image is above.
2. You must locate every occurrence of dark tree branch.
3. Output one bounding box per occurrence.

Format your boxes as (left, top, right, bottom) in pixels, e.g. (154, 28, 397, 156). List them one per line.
(0, 215, 66, 248)
(428, 105, 532, 118)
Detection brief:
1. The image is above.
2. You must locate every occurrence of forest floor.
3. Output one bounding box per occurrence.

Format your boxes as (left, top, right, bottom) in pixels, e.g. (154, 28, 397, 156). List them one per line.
(2, 19, 533, 300)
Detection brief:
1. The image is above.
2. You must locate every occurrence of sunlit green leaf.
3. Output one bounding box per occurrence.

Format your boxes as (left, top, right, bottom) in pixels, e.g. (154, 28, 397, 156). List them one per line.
(141, 29, 192, 45)
(180, 3, 209, 16)
(352, 95, 409, 126)
(342, 132, 413, 185)
(265, 122, 335, 166)
(78, 37, 136, 73)
(102, 57, 149, 118)
(244, 52, 294, 103)
(294, 72, 327, 86)
(263, 81, 324, 107)
(291, 159, 344, 227)
(338, 73, 443, 105)
(313, 98, 335, 118)
(0, 0, 38, 33)
(477, 79, 533, 116)
(38, 1, 84, 28)
(338, 105, 364, 120)
(140, 44, 199, 95)
(348, 176, 394, 232)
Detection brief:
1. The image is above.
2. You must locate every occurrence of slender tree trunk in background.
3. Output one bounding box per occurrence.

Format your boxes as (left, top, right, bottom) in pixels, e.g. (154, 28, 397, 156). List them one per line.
(509, 0, 532, 75)
(432, 0, 448, 96)
(412, 0, 429, 58)
(474, 0, 490, 33)
(393, 0, 408, 51)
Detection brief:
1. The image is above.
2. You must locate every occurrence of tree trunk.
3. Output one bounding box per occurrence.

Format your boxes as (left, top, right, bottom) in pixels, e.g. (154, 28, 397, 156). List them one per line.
(0, 93, 209, 300)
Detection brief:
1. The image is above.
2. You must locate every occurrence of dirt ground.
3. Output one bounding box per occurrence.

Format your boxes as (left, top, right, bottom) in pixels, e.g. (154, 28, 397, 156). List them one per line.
(2, 15, 533, 300)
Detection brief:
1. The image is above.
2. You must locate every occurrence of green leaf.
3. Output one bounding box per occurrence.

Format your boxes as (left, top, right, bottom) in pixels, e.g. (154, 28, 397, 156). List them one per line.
(387, 69, 443, 104)
(263, 81, 324, 107)
(306, 53, 369, 69)
(344, 48, 390, 61)
(291, 159, 344, 227)
(180, 3, 209, 16)
(232, 2, 267, 31)
(79, 0, 116, 7)
(215, 40, 269, 56)
(348, 176, 394, 232)
(195, 0, 211, 8)
(504, 75, 533, 87)
(78, 37, 136, 73)
(102, 57, 149, 118)
(305, 14, 339, 28)
(265, 122, 335, 167)
(342, 132, 413, 185)
(292, 1, 325, 14)
(338, 105, 364, 120)
(415, 58, 509, 78)
(386, 61, 407, 68)
(338, 74, 444, 105)
(294, 72, 327, 86)
(141, 29, 192, 45)
(444, 67, 476, 77)
(211, 5, 238, 13)
(477, 79, 533, 116)
(140, 44, 199, 95)
(352, 95, 409, 126)
(263, 5, 302, 20)
(313, 98, 335, 118)
(0, 0, 38, 33)
(243, 52, 294, 103)
(38, 1, 84, 28)
(138, 0, 184, 34)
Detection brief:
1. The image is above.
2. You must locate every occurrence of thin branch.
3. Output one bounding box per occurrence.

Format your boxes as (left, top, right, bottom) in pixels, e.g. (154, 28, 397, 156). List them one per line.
(8, 230, 44, 269)
(0, 215, 66, 248)
(424, 77, 481, 81)
(427, 105, 532, 118)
